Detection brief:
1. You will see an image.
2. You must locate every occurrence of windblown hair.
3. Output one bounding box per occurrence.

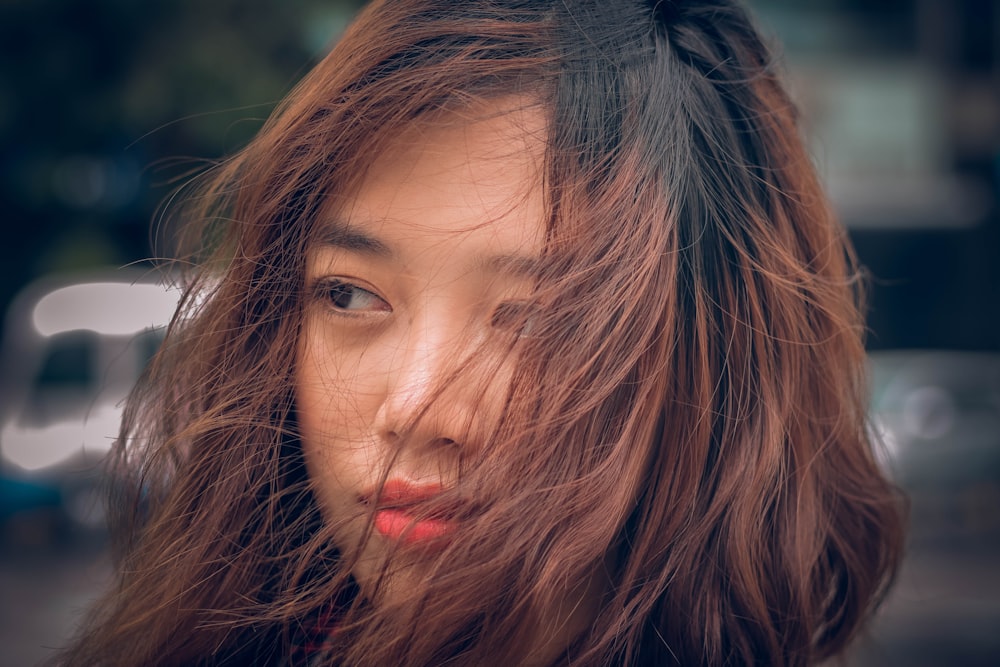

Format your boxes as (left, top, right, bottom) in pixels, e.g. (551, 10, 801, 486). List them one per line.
(61, 1, 905, 665)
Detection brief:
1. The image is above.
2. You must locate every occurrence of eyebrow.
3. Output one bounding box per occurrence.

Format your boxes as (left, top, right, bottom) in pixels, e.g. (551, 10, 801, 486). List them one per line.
(478, 253, 547, 279)
(316, 221, 393, 258)
(316, 219, 545, 277)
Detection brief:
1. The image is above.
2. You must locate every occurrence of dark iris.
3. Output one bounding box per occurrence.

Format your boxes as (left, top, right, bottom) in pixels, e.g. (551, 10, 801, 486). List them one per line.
(317, 280, 384, 312)
(328, 282, 357, 309)
(491, 301, 541, 336)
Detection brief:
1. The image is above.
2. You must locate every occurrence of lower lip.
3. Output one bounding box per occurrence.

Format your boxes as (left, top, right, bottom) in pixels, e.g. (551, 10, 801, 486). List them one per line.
(374, 509, 453, 545)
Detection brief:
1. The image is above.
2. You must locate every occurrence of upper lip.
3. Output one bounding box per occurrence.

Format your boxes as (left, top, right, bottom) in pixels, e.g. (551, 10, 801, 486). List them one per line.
(364, 479, 469, 518)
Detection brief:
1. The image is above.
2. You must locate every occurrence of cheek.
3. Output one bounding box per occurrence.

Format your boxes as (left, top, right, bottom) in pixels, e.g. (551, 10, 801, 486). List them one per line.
(296, 322, 381, 441)
(295, 320, 389, 509)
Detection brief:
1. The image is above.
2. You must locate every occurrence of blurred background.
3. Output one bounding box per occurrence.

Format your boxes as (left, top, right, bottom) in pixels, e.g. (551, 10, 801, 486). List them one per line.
(0, 0, 997, 665)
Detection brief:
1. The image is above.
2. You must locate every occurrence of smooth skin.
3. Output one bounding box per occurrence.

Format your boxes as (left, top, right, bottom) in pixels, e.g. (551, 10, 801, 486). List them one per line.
(296, 99, 598, 663)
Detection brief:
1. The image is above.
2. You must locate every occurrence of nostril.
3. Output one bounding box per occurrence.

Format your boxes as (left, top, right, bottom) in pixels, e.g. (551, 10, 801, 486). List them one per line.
(380, 431, 457, 451)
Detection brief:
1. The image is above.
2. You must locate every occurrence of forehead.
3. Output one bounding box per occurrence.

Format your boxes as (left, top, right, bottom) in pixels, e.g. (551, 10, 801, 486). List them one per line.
(327, 97, 549, 253)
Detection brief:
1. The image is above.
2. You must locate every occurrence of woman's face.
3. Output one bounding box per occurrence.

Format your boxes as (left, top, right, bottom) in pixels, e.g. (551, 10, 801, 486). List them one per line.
(296, 99, 547, 593)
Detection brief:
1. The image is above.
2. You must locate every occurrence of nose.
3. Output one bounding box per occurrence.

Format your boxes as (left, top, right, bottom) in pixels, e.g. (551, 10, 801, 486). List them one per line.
(372, 317, 488, 454)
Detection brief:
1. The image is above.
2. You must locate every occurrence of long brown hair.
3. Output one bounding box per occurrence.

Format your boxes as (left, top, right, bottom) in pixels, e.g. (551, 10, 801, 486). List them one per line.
(61, 1, 905, 665)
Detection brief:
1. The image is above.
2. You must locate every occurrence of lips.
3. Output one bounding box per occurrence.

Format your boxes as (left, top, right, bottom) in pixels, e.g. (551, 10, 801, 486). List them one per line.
(367, 480, 457, 546)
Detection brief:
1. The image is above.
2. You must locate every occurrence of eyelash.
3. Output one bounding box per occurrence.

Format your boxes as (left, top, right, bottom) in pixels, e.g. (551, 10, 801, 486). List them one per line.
(491, 300, 542, 337)
(311, 277, 541, 335)
(313, 279, 390, 315)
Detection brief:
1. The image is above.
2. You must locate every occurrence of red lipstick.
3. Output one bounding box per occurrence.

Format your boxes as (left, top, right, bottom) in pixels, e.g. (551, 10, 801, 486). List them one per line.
(369, 480, 455, 546)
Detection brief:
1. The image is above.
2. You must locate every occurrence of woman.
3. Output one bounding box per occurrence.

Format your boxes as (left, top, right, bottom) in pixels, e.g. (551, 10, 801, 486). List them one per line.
(62, 0, 905, 665)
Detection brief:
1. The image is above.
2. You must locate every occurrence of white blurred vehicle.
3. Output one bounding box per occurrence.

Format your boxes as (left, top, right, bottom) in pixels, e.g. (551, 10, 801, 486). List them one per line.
(869, 350, 1000, 543)
(0, 270, 180, 526)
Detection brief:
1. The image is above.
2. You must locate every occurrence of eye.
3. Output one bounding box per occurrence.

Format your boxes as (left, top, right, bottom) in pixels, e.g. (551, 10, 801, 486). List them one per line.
(491, 300, 542, 337)
(315, 279, 390, 314)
